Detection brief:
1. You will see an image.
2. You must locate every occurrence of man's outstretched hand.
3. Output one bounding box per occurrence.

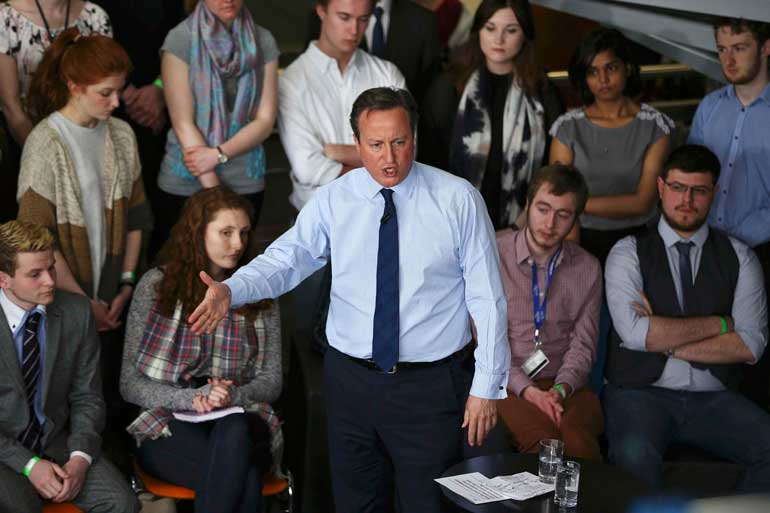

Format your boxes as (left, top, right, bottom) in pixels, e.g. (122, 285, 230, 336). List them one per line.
(188, 271, 232, 334)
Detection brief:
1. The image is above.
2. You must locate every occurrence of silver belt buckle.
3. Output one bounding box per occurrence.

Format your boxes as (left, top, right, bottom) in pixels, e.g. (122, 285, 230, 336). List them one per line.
(385, 364, 398, 374)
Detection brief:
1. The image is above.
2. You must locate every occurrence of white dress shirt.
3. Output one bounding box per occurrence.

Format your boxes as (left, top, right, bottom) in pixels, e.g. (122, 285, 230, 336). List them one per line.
(277, 43, 405, 210)
(225, 162, 510, 399)
(365, 0, 391, 51)
(606, 217, 768, 391)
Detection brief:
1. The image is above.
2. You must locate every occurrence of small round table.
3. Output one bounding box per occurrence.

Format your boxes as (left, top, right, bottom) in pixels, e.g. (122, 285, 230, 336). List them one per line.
(440, 453, 650, 512)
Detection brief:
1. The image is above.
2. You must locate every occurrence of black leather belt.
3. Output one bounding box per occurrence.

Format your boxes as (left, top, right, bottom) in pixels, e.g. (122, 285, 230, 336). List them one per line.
(343, 343, 473, 374)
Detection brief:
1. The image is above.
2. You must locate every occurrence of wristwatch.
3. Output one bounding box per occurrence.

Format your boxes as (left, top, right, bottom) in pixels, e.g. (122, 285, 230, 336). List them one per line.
(216, 146, 229, 165)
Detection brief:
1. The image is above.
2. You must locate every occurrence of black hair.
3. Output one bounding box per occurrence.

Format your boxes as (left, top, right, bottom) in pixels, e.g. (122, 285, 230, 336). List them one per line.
(568, 28, 641, 105)
(661, 144, 721, 184)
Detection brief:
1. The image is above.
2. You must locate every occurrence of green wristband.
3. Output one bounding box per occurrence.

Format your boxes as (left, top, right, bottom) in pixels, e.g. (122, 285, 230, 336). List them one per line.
(23, 456, 40, 477)
(153, 77, 164, 89)
(553, 383, 567, 399)
(719, 316, 728, 335)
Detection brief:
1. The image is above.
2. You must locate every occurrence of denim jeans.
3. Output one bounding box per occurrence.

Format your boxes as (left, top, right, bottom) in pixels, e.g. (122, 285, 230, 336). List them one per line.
(603, 384, 770, 492)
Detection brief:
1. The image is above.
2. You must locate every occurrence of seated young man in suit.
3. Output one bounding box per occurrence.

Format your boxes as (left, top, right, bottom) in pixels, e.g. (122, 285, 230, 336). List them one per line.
(496, 165, 604, 460)
(604, 145, 770, 492)
(0, 220, 137, 513)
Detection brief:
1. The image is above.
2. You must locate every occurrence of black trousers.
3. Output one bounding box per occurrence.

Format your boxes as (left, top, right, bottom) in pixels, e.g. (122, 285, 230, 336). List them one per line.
(135, 413, 271, 513)
(324, 347, 472, 513)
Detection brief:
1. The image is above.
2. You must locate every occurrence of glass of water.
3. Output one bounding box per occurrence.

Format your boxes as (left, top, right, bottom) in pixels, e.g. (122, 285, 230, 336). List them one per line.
(538, 439, 564, 483)
(554, 460, 580, 507)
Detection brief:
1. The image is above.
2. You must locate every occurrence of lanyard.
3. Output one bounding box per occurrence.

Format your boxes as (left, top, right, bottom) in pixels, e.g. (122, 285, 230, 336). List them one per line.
(35, 0, 71, 43)
(531, 247, 561, 347)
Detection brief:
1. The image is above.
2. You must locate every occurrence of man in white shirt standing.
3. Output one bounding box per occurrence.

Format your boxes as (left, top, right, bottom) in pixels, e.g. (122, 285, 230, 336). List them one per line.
(279, 0, 406, 212)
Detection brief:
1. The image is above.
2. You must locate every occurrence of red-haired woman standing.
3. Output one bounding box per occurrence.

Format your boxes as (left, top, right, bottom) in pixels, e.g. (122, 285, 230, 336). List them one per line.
(17, 28, 152, 412)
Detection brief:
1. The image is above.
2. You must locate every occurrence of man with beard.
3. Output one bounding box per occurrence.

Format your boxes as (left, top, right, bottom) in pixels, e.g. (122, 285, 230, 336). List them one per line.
(495, 165, 604, 461)
(602, 144, 770, 492)
(688, 17, 770, 406)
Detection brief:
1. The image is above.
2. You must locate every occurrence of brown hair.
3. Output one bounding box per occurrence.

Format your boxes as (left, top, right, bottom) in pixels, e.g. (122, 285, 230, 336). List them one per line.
(350, 87, 418, 139)
(27, 27, 132, 120)
(526, 164, 589, 215)
(713, 17, 770, 46)
(0, 221, 55, 276)
(450, 0, 545, 97)
(154, 187, 268, 319)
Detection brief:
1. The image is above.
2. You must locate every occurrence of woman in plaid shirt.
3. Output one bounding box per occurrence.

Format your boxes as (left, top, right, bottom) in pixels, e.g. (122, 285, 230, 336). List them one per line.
(120, 186, 283, 513)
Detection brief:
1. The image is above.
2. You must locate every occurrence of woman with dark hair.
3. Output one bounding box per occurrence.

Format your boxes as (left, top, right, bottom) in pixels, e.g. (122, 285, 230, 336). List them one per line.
(550, 28, 673, 264)
(151, 0, 279, 255)
(419, 0, 561, 229)
(121, 186, 282, 513)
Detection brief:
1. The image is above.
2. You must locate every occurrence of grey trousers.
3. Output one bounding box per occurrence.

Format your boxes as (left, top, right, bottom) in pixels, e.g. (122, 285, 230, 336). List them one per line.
(0, 457, 139, 513)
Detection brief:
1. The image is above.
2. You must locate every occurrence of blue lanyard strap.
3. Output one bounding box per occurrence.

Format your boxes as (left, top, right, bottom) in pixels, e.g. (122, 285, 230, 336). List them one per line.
(531, 247, 562, 345)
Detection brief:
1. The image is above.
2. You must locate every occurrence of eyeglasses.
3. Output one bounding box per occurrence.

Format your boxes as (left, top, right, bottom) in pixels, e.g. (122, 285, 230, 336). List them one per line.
(664, 181, 713, 198)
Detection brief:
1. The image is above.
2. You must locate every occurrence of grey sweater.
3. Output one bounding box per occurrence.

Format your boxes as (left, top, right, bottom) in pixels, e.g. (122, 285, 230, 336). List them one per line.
(120, 268, 282, 412)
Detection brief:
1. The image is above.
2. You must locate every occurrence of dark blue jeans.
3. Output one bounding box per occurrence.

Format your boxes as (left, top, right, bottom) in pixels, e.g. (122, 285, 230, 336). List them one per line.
(135, 413, 271, 513)
(603, 384, 770, 492)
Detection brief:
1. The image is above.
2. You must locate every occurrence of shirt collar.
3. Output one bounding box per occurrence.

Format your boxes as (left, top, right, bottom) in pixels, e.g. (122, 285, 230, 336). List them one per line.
(307, 42, 362, 76)
(375, 0, 392, 14)
(724, 81, 770, 105)
(657, 216, 709, 249)
(360, 160, 419, 200)
(0, 289, 46, 337)
(514, 228, 569, 267)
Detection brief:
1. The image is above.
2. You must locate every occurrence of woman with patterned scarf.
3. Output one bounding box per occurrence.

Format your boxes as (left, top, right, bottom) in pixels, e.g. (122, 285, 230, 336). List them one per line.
(419, 0, 562, 230)
(121, 186, 283, 513)
(151, 0, 279, 256)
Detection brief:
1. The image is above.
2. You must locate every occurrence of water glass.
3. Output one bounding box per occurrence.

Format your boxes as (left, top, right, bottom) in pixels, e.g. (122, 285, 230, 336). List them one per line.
(554, 460, 580, 508)
(538, 439, 564, 483)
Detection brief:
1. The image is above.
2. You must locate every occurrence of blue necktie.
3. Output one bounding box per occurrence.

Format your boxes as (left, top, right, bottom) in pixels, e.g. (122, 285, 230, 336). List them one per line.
(19, 312, 43, 454)
(372, 189, 399, 372)
(675, 241, 694, 314)
(371, 6, 385, 58)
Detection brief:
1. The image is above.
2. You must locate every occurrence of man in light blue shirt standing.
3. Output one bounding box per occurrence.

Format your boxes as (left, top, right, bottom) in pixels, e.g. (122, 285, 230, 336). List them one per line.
(190, 87, 510, 513)
(688, 17, 770, 404)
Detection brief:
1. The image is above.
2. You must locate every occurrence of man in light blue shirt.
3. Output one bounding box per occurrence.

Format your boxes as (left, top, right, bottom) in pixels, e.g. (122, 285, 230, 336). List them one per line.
(191, 87, 510, 512)
(688, 18, 770, 248)
(688, 17, 770, 405)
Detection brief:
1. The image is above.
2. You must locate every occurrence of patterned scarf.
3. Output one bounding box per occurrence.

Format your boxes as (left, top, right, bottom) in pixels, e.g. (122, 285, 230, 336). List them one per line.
(450, 68, 546, 226)
(172, 2, 266, 180)
(127, 302, 283, 472)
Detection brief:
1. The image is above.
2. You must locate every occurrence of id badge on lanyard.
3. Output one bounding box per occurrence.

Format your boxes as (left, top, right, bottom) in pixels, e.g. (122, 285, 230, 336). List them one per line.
(521, 247, 561, 379)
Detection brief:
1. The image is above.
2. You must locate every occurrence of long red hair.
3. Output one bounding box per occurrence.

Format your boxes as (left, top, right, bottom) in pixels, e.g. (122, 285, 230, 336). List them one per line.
(27, 28, 132, 120)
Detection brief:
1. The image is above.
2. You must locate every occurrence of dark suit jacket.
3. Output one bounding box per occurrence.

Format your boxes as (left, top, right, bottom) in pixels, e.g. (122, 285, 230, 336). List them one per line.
(306, 0, 442, 103)
(0, 290, 104, 473)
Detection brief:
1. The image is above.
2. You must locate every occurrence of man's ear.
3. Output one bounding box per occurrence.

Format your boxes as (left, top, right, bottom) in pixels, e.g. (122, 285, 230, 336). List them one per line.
(0, 270, 11, 289)
(316, 3, 326, 22)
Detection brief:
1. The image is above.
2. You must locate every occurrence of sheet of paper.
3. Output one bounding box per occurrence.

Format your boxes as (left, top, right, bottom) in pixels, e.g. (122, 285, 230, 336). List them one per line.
(435, 472, 512, 504)
(488, 472, 555, 501)
(172, 406, 245, 423)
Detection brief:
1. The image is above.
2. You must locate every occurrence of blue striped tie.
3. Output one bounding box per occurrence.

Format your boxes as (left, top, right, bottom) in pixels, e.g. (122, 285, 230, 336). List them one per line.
(372, 189, 399, 372)
(19, 312, 43, 454)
